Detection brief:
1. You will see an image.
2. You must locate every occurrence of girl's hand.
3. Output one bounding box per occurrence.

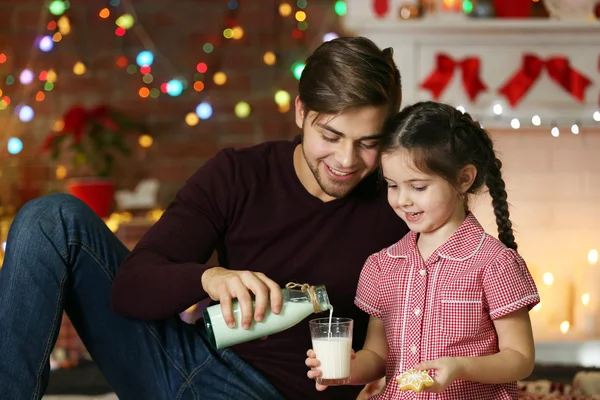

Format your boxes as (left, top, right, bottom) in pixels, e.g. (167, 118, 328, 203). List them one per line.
(305, 349, 328, 391)
(414, 357, 463, 393)
(305, 349, 357, 391)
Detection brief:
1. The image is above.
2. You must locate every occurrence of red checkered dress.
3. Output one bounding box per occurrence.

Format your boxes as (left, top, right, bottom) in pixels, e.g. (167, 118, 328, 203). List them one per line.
(355, 213, 540, 400)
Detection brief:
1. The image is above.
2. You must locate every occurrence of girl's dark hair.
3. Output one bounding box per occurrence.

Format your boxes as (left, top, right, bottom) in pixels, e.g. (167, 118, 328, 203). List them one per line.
(299, 36, 402, 121)
(382, 101, 517, 250)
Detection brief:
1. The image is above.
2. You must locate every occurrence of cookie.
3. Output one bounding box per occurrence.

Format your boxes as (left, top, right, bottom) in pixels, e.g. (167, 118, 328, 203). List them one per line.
(396, 369, 435, 392)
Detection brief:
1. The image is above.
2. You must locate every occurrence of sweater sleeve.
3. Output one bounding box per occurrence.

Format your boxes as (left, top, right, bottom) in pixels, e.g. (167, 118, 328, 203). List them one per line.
(110, 149, 238, 320)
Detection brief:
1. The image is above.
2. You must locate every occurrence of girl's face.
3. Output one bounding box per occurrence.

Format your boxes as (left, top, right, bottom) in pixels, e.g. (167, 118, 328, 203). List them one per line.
(382, 148, 470, 235)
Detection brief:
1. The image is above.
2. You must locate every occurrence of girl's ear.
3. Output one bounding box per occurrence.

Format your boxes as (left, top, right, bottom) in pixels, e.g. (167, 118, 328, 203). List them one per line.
(458, 164, 477, 193)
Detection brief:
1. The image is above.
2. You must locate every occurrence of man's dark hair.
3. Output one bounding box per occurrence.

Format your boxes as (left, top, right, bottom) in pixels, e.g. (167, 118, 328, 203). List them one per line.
(298, 36, 402, 121)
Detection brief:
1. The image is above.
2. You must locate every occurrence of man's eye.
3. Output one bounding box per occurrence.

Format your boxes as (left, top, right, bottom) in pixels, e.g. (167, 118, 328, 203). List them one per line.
(360, 142, 379, 149)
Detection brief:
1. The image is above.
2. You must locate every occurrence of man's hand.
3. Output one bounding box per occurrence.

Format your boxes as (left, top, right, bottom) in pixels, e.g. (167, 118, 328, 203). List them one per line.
(201, 267, 283, 330)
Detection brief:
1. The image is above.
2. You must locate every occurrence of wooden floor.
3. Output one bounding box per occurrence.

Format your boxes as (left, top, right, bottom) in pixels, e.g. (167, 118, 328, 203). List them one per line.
(43, 396, 117, 400)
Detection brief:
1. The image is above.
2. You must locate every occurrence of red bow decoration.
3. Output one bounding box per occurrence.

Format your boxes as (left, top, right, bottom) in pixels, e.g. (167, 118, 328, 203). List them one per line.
(420, 54, 488, 102)
(498, 54, 592, 107)
(373, 0, 389, 17)
(42, 105, 120, 150)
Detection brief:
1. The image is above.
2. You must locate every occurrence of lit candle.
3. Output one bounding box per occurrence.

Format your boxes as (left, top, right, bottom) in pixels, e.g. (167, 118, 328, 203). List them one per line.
(586, 250, 599, 337)
(441, 0, 462, 12)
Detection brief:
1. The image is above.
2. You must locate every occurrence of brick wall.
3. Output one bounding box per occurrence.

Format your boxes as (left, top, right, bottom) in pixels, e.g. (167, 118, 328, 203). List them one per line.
(473, 127, 600, 341)
(0, 0, 345, 205)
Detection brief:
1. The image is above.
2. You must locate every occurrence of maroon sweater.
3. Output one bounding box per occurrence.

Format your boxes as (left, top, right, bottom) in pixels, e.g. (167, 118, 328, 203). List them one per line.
(111, 136, 408, 399)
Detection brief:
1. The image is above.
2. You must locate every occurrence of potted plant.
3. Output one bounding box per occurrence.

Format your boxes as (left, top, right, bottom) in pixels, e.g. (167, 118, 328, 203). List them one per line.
(42, 105, 146, 218)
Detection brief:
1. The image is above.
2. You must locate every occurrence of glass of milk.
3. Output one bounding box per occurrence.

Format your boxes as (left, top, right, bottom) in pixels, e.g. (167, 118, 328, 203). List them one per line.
(309, 317, 353, 385)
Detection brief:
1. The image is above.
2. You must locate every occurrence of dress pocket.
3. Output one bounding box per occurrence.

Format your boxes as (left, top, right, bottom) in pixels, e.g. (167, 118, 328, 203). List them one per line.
(440, 291, 482, 338)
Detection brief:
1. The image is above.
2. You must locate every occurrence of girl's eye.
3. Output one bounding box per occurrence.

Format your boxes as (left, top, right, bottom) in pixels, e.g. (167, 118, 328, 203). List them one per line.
(413, 186, 427, 192)
(386, 183, 397, 189)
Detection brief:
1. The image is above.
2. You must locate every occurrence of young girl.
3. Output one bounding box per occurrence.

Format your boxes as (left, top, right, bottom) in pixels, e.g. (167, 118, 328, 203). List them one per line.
(306, 101, 540, 399)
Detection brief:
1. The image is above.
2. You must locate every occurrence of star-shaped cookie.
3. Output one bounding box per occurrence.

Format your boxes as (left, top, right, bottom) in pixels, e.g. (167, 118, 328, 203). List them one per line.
(396, 369, 435, 393)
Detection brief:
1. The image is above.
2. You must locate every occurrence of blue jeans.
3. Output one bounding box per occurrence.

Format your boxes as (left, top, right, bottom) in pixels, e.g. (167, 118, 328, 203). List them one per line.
(0, 194, 284, 400)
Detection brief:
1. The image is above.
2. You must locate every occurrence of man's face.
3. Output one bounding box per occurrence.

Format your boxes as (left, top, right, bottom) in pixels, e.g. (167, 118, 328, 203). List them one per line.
(295, 97, 387, 200)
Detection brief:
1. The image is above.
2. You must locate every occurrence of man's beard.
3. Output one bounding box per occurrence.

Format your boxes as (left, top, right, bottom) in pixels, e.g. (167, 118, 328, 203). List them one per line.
(302, 145, 355, 199)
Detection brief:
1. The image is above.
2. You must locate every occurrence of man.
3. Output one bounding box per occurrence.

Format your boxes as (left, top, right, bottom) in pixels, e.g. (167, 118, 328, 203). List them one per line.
(0, 36, 407, 399)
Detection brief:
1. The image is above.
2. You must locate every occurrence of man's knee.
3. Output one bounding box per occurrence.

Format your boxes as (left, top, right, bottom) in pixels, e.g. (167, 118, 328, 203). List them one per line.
(13, 193, 91, 229)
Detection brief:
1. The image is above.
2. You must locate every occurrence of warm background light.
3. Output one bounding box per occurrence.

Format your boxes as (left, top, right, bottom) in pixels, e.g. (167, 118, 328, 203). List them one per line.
(582, 293, 590, 306)
(543, 272, 554, 286)
(588, 249, 598, 265)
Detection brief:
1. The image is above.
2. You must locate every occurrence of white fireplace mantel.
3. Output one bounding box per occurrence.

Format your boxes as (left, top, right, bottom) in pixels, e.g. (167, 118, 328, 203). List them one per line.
(341, 2, 600, 130)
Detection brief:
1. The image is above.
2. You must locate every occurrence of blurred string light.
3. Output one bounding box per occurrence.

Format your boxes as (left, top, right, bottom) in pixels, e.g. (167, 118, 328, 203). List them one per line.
(456, 103, 600, 136)
(7, 137, 23, 154)
(185, 112, 199, 126)
(323, 32, 338, 42)
(17, 105, 34, 122)
(136, 50, 154, 67)
(1, 0, 344, 134)
(213, 72, 227, 85)
(232, 26, 244, 40)
(295, 11, 306, 22)
(275, 90, 291, 113)
(73, 61, 86, 75)
(57, 15, 71, 35)
(166, 79, 184, 96)
(19, 69, 34, 85)
(39, 36, 54, 51)
(263, 51, 276, 66)
(196, 62, 208, 73)
(115, 14, 134, 30)
(334, 1, 347, 16)
(462, 0, 474, 14)
(56, 165, 67, 179)
(291, 62, 305, 80)
(49, 0, 68, 16)
(274, 90, 291, 106)
(279, 3, 292, 17)
(138, 134, 153, 148)
(0, 0, 74, 138)
(196, 102, 213, 120)
(234, 101, 251, 118)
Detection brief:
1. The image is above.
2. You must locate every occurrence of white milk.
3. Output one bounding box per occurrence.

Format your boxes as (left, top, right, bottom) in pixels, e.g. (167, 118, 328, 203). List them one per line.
(312, 337, 352, 380)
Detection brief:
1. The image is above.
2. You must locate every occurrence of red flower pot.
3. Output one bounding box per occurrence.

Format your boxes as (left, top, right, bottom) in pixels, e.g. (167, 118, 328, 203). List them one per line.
(493, 0, 532, 18)
(67, 178, 115, 219)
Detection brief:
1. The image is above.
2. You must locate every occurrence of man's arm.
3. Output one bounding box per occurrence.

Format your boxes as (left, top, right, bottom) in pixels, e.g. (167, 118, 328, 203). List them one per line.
(110, 150, 236, 320)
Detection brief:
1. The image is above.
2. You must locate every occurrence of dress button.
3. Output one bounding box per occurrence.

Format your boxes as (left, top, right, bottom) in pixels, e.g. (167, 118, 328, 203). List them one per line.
(410, 344, 417, 354)
(419, 269, 426, 276)
(414, 308, 421, 316)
